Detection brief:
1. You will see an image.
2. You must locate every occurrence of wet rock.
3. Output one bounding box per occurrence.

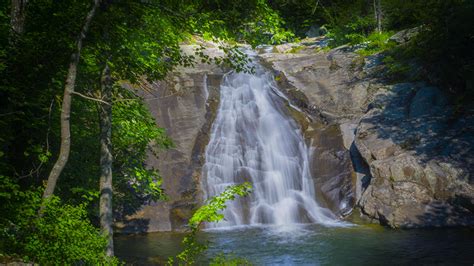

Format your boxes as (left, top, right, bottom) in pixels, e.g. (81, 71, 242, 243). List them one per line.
(261, 44, 377, 123)
(305, 123, 356, 216)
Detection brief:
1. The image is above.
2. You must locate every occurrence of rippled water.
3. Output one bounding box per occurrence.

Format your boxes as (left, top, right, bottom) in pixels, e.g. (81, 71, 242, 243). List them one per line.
(115, 224, 474, 265)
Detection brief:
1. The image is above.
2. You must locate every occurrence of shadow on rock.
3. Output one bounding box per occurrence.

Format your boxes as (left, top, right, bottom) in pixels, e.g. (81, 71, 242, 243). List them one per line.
(356, 82, 474, 228)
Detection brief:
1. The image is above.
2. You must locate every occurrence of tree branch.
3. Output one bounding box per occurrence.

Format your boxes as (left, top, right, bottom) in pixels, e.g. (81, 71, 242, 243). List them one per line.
(72, 91, 111, 105)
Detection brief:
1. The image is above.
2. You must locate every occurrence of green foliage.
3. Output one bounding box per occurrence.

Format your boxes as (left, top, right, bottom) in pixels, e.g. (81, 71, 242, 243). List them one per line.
(238, 0, 295, 45)
(286, 46, 304, 54)
(112, 89, 172, 211)
(189, 182, 252, 228)
(0, 176, 119, 265)
(169, 183, 252, 265)
(381, 55, 413, 81)
(327, 15, 376, 47)
(356, 31, 395, 56)
(412, 0, 474, 96)
(191, 0, 295, 46)
(24, 198, 119, 265)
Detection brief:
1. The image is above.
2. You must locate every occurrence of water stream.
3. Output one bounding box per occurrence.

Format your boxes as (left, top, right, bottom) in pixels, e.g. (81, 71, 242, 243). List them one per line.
(201, 53, 335, 228)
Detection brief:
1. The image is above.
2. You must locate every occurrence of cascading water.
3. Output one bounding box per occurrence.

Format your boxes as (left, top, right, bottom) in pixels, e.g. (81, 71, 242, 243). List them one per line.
(202, 51, 336, 228)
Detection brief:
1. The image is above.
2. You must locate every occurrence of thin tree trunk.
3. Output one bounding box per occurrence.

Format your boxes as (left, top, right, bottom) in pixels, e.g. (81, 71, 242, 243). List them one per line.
(99, 62, 114, 257)
(374, 0, 382, 33)
(10, 0, 28, 36)
(42, 0, 101, 200)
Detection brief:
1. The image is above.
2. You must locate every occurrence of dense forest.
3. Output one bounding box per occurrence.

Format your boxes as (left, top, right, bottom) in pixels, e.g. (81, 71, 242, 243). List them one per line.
(1, 0, 473, 264)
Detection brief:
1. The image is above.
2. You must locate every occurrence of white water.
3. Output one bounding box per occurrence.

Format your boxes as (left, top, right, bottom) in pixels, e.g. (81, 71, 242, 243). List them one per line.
(202, 53, 337, 228)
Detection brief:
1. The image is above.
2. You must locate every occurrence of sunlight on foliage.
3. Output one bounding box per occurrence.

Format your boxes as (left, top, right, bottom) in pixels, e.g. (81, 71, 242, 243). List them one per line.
(112, 88, 172, 201)
(169, 182, 252, 265)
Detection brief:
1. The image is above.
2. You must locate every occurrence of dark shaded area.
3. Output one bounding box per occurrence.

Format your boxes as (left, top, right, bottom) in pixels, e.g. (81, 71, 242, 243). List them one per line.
(308, 124, 356, 216)
(118, 218, 151, 234)
(362, 83, 474, 179)
(406, 201, 474, 228)
(357, 80, 474, 227)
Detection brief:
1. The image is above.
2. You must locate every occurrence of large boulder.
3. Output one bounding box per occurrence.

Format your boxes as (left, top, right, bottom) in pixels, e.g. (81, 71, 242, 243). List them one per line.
(388, 27, 421, 44)
(356, 83, 474, 227)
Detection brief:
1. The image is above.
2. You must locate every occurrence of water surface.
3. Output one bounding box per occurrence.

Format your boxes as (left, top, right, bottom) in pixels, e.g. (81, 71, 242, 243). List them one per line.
(115, 224, 474, 265)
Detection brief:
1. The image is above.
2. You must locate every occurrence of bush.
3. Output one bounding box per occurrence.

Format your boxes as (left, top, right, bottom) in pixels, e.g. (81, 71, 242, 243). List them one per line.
(356, 31, 395, 56)
(0, 176, 119, 265)
(326, 15, 376, 47)
(25, 197, 119, 265)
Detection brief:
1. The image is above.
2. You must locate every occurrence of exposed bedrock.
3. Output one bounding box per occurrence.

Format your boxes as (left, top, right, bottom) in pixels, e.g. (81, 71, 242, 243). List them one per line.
(115, 43, 226, 233)
(260, 36, 474, 228)
(356, 84, 474, 228)
(120, 34, 473, 231)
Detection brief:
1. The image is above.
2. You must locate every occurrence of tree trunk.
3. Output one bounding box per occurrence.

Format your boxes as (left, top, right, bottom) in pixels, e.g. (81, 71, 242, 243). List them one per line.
(99, 62, 114, 257)
(42, 0, 101, 200)
(10, 0, 28, 36)
(374, 0, 383, 33)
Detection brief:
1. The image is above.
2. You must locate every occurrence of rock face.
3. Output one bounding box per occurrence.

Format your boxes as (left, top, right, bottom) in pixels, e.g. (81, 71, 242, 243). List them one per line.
(124, 32, 473, 231)
(356, 83, 474, 227)
(115, 44, 225, 233)
(388, 27, 420, 44)
(260, 35, 474, 228)
(259, 43, 367, 217)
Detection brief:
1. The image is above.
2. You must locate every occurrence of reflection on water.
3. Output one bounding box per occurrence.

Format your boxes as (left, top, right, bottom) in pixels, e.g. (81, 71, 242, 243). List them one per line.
(115, 224, 474, 265)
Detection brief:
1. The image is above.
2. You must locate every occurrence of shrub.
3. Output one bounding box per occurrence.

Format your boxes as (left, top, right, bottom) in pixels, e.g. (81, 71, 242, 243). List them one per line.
(0, 176, 119, 265)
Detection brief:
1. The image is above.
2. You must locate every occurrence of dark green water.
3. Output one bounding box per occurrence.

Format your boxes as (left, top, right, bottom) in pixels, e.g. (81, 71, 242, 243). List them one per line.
(115, 224, 474, 265)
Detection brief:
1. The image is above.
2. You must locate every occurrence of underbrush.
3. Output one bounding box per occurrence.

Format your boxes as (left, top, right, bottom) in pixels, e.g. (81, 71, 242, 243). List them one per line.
(0, 176, 120, 265)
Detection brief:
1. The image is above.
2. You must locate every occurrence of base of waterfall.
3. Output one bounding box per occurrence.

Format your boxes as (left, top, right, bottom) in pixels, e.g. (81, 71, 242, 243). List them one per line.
(203, 220, 354, 233)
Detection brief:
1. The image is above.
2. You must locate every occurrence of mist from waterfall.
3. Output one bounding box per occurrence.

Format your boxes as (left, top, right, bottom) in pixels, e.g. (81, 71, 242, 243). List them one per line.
(201, 55, 337, 228)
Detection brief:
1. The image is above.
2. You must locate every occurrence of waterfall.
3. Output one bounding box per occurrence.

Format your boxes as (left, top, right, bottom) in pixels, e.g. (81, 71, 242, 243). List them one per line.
(202, 54, 336, 228)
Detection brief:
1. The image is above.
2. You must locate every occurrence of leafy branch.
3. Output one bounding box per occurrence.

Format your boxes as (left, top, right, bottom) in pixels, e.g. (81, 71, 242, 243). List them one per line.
(168, 182, 252, 265)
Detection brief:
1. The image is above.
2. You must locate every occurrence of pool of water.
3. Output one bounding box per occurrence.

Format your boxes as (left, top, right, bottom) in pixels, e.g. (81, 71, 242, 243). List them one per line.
(115, 224, 474, 265)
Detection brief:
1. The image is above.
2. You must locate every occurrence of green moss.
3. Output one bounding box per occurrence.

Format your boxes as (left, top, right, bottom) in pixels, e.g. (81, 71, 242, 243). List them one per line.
(286, 46, 304, 54)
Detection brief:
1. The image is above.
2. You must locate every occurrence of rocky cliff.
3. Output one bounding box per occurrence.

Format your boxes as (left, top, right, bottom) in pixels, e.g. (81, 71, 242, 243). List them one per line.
(116, 43, 226, 233)
(120, 35, 473, 232)
(260, 37, 474, 228)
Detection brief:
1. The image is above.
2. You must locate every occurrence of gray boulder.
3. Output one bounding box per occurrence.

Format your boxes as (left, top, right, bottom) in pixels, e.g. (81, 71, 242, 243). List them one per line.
(388, 27, 421, 44)
(356, 83, 474, 227)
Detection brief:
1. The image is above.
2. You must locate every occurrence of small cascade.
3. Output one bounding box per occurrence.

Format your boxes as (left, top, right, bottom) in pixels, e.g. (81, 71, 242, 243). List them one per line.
(202, 52, 336, 228)
(202, 73, 209, 104)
